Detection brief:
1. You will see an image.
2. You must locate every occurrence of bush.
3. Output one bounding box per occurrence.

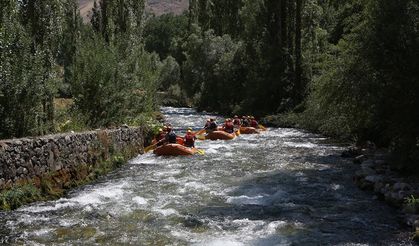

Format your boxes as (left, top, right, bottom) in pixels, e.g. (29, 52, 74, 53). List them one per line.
(70, 31, 161, 128)
(0, 184, 41, 210)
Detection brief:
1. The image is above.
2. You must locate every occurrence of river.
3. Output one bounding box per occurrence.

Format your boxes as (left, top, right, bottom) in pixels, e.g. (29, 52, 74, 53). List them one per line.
(0, 107, 412, 245)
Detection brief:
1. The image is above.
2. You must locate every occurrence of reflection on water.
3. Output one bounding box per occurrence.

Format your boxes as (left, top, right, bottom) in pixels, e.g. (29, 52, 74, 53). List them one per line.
(0, 107, 412, 245)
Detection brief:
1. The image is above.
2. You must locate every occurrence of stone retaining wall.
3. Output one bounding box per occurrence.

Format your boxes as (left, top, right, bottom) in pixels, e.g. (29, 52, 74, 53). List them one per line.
(0, 127, 144, 191)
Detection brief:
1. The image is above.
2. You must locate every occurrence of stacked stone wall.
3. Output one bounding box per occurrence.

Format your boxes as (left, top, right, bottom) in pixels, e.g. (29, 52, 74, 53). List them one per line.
(0, 127, 144, 191)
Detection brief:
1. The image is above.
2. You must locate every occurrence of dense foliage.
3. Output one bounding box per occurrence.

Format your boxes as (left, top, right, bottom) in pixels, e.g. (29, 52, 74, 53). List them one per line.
(1, 0, 418, 171)
(0, 0, 161, 138)
(142, 0, 419, 171)
(0, 0, 76, 138)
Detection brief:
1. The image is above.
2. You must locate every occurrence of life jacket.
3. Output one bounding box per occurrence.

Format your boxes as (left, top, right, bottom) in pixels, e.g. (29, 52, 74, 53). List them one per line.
(242, 119, 250, 127)
(166, 131, 177, 144)
(224, 122, 234, 133)
(156, 132, 166, 141)
(184, 133, 195, 147)
(250, 120, 258, 128)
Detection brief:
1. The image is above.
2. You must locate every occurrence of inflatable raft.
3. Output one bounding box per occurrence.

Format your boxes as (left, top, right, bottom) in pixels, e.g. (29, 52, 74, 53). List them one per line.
(239, 127, 260, 134)
(153, 144, 197, 156)
(205, 131, 236, 140)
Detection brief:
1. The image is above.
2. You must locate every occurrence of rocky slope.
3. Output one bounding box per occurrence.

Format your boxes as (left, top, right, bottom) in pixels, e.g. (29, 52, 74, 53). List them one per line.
(78, 0, 189, 22)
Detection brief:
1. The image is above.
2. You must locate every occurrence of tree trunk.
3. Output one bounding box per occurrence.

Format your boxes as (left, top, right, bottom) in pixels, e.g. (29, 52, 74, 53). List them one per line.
(295, 0, 303, 100)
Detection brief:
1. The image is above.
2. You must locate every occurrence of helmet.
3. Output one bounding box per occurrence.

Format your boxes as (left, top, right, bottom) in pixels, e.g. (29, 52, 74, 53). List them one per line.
(187, 127, 193, 131)
(234, 115, 238, 118)
(187, 130, 192, 133)
(158, 128, 163, 132)
(207, 119, 211, 122)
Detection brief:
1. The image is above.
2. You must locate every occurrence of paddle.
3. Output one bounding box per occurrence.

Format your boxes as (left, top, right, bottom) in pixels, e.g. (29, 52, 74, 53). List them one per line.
(144, 143, 158, 153)
(196, 134, 206, 141)
(196, 149, 205, 155)
(193, 129, 206, 136)
(258, 124, 267, 131)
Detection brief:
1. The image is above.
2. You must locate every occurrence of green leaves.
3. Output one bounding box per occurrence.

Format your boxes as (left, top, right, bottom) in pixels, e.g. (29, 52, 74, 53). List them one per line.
(70, 31, 161, 128)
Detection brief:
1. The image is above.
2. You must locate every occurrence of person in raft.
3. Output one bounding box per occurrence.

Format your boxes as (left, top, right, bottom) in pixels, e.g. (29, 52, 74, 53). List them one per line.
(242, 116, 250, 127)
(223, 118, 235, 134)
(184, 128, 197, 148)
(155, 128, 166, 146)
(205, 118, 218, 132)
(164, 127, 178, 144)
(204, 119, 211, 130)
(233, 115, 241, 128)
(250, 116, 259, 128)
(209, 118, 218, 132)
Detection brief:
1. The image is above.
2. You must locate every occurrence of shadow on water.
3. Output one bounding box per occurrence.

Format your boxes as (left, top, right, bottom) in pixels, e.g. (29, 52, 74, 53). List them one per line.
(193, 155, 410, 245)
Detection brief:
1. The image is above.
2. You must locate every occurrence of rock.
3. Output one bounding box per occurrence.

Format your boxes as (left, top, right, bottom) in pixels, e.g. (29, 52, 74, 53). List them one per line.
(16, 167, 25, 175)
(183, 216, 204, 228)
(355, 167, 376, 178)
(374, 182, 385, 194)
(403, 204, 419, 215)
(393, 182, 413, 192)
(353, 155, 367, 164)
(0, 142, 8, 152)
(361, 159, 375, 169)
(341, 146, 361, 158)
(365, 175, 384, 183)
(374, 160, 387, 166)
(34, 147, 42, 156)
(34, 165, 41, 176)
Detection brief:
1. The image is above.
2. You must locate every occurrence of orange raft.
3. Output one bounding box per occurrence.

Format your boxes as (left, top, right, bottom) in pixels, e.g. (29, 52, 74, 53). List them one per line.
(205, 131, 236, 140)
(239, 127, 260, 134)
(153, 144, 197, 156)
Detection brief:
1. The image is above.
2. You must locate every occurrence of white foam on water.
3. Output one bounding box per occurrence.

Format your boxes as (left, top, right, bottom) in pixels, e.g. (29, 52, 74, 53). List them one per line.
(153, 208, 178, 216)
(226, 195, 266, 205)
(269, 128, 306, 138)
(284, 141, 318, 148)
(129, 154, 160, 165)
(184, 181, 210, 191)
(331, 184, 341, 191)
(19, 200, 76, 213)
(265, 221, 288, 234)
(197, 238, 245, 246)
(59, 219, 79, 227)
(16, 215, 50, 225)
(71, 182, 127, 206)
(32, 228, 53, 237)
(132, 196, 148, 205)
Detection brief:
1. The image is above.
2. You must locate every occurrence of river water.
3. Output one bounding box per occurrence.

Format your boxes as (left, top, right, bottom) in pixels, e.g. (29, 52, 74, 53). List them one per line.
(0, 107, 412, 245)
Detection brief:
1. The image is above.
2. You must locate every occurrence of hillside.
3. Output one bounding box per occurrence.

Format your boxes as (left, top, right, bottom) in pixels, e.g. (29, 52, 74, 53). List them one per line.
(78, 0, 189, 22)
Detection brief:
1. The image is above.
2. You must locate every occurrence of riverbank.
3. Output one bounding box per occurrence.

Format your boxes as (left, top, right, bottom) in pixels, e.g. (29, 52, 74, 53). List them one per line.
(0, 126, 148, 211)
(347, 146, 419, 240)
(263, 114, 419, 240)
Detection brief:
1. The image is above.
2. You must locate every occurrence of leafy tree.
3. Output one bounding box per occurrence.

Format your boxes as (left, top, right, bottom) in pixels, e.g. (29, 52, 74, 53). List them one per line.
(143, 13, 188, 59)
(70, 31, 161, 127)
